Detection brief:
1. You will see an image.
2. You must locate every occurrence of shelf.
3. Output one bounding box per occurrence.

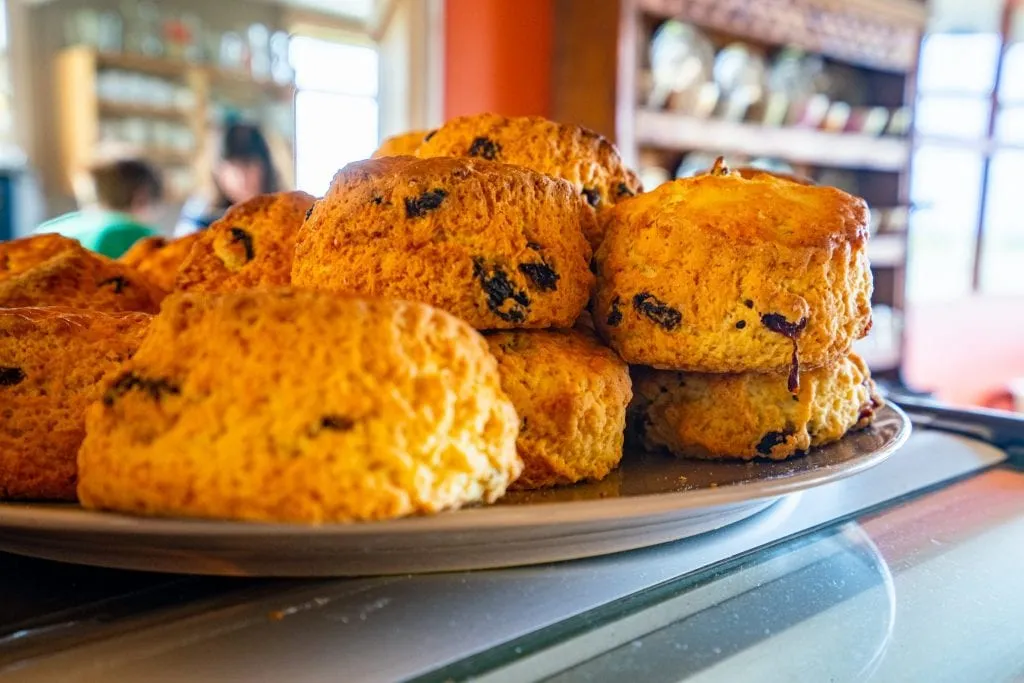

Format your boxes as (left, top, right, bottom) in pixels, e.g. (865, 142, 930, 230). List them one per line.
(867, 233, 907, 268)
(95, 52, 189, 80)
(637, 0, 925, 73)
(206, 67, 295, 99)
(98, 101, 191, 121)
(635, 110, 911, 172)
(145, 148, 195, 166)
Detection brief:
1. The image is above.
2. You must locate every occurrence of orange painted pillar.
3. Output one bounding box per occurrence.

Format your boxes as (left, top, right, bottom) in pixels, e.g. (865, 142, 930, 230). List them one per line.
(444, 0, 554, 119)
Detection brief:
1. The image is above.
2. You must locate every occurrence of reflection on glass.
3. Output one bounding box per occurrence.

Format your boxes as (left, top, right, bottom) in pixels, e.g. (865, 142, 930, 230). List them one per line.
(979, 152, 1024, 294)
(539, 524, 895, 683)
(918, 33, 1002, 94)
(914, 95, 991, 139)
(907, 146, 985, 301)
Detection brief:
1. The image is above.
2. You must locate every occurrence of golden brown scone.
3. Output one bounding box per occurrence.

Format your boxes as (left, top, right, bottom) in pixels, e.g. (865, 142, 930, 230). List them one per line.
(0, 245, 164, 313)
(486, 328, 631, 489)
(0, 307, 150, 500)
(593, 166, 872, 385)
(292, 156, 594, 330)
(119, 233, 200, 292)
(0, 233, 80, 280)
(78, 289, 522, 523)
(416, 113, 642, 249)
(371, 130, 430, 158)
(630, 353, 882, 461)
(175, 191, 316, 292)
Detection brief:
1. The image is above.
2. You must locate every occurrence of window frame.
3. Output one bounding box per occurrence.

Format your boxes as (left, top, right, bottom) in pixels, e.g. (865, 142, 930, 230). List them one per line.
(914, 2, 1024, 295)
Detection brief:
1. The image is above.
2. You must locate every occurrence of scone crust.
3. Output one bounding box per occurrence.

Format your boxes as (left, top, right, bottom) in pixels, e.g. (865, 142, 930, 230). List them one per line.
(292, 156, 594, 330)
(593, 172, 872, 373)
(416, 113, 641, 248)
(77, 289, 522, 523)
(119, 234, 200, 292)
(487, 329, 631, 489)
(372, 130, 430, 158)
(631, 353, 882, 461)
(176, 191, 316, 293)
(0, 234, 81, 281)
(0, 307, 150, 500)
(0, 245, 164, 313)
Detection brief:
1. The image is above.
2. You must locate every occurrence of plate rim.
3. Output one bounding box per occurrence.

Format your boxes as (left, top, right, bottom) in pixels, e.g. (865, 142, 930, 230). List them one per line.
(0, 405, 911, 537)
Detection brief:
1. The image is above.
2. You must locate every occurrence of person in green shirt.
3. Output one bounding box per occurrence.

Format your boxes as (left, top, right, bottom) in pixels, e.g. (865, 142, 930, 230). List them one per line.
(35, 158, 164, 259)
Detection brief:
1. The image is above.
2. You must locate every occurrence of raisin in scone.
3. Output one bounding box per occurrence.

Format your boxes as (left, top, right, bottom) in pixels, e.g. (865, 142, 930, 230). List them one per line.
(175, 191, 316, 292)
(630, 353, 882, 461)
(0, 245, 164, 313)
(0, 233, 80, 280)
(0, 307, 150, 500)
(292, 156, 594, 330)
(371, 130, 430, 158)
(78, 289, 522, 523)
(119, 233, 200, 292)
(593, 162, 872, 386)
(486, 328, 631, 489)
(416, 113, 641, 249)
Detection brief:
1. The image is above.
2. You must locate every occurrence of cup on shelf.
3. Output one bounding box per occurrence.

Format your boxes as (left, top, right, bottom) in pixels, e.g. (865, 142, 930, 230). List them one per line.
(787, 93, 830, 128)
(886, 107, 912, 137)
(822, 101, 851, 133)
(846, 106, 890, 136)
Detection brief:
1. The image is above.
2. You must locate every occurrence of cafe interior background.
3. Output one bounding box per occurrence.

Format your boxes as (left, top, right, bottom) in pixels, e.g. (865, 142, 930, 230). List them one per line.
(0, 0, 1019, 412)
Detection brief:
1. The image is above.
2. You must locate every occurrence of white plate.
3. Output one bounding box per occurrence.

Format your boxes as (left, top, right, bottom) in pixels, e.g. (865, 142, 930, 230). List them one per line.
(0, 406, 910, 577)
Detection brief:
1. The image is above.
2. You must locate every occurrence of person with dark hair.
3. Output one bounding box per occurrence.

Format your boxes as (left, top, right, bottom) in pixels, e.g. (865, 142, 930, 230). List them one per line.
(35, 158, 164, 259)
(175, 122, 281, 236)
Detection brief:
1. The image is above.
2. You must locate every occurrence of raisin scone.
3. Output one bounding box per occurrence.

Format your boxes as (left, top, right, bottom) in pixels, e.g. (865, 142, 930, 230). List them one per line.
(371, 130, 430, 158)
(78, 289, 522, 523)
(486, 328, 631, 489)
(175, 191, 316, 292)
(593, 161, 872, 388)
(630, 353, 882, 461)
(416, 113, 641, 249)
(0, 307, 150, 500)
(0, 233, 80, 281)
(0, 245, 164, 313)
(292, 156, 594, 330)
(119, 233, 200, 292)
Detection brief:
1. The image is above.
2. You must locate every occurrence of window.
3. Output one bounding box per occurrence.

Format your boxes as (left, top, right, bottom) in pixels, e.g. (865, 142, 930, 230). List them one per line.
(290, 36, 379, 196)
(909, 11, 1024, 298)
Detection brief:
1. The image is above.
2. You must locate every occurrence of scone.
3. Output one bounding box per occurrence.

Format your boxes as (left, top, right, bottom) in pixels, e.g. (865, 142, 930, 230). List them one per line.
(0, 233, 80, 280)
(416, 113, 641, 248)
(292, 156, 594, 330)
(593, 162, 872, 387)
(486, 328, 631, 489)
(78, 289, 522, 523)
(176, 191, 316, 292)
(119, 233, 200, 291)
(0, 307, 150, 500)
(630, 353, 882, 461)
(0, 245, 164, 313)
(371, 130, 430, 158)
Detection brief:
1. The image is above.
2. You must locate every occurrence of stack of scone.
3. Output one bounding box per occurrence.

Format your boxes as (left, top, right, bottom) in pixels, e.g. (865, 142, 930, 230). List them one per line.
(1, 112, 884, 526)
(592, 159, 881, 460)
(293, 114, 637, 490)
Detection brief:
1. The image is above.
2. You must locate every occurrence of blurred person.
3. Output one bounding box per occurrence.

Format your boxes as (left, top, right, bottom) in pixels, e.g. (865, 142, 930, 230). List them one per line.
(35, 158, 163, 259)
(175, 122, 280, 236)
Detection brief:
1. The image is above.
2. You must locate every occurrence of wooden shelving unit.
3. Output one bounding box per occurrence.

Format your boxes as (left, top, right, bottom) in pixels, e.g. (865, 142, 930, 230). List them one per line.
(553, 0, 927, 379)
(55, 46, 295, 200)
(634, 110, 912, 172)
